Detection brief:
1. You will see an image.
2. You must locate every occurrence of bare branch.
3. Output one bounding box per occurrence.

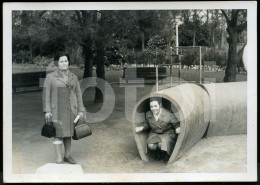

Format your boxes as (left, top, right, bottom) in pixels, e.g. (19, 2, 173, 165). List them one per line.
(75, 10, 83, 27)
(221, 10, 230, 24)
(81, 11, 88, 26)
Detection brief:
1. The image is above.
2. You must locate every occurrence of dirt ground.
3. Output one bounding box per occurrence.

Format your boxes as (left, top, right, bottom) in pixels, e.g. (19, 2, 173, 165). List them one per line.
(11, 75, 247, 174)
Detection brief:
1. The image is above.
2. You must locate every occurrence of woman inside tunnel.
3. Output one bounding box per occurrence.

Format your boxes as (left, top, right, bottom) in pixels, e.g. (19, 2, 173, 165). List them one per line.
(135, 97, 181, 162)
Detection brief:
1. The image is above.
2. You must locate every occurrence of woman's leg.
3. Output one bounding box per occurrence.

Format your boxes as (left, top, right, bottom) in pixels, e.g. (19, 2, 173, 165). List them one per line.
(53, 137, 63, 163)
(63, 137, 76, 164)
(158, 142, 170, 162)
(148, 143, 164, 160)
(63, 137, 71, 158)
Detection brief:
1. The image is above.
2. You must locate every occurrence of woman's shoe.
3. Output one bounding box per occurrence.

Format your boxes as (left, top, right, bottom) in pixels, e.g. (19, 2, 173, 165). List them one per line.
(64, 156, 76, 164)
(163, 152, 170, 162)
(155, 150, 162, 161)
(56, 159, 64, 164)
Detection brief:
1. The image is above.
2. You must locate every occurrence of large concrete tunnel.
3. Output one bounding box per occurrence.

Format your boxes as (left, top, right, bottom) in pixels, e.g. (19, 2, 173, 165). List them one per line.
(132, 82, 247, 164)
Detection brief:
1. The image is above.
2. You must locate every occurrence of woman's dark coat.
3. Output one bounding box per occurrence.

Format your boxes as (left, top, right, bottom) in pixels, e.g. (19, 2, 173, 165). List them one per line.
(142, 107, 180, 155)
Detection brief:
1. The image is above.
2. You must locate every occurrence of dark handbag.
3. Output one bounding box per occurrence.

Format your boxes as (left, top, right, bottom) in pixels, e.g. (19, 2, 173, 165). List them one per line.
(41, 118, 56, 138)
(72, 118, 92, 140)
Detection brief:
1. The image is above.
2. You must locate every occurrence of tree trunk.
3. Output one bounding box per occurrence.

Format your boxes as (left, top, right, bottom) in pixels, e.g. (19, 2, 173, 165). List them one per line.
(94, 38, 105, 103)
(141, 32, 145, 52)
(82, 36, 93, 78)
(221, 9, 247, 82)
(219, 29, 223, 49)
(29, 39, 33, 63)
(212, 30, 215, 47)
(224, 27, 238, 82)
(192, 10, 197, 47)
(166, 39, 171, 60)
(193, 29, 196, 46)
(76, 45, 81, 66)
(39, 45, 42, 56)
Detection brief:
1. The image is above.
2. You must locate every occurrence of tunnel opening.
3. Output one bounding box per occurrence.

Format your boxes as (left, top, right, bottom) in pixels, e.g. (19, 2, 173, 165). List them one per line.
(132, 83, 213, 164)
(133, 96, 183, 163)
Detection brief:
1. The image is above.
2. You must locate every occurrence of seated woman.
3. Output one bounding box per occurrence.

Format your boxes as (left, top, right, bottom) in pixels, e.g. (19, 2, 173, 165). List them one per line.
(135, 97, 181, 162)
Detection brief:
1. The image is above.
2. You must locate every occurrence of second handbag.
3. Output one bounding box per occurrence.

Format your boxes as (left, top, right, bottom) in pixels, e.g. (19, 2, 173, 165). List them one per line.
(72, 115, 92, 140)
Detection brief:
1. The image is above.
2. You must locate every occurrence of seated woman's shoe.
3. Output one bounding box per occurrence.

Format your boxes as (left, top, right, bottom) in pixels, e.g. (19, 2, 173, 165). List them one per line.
(64, 156, 76, 164)
(162, 152, 170, 162)
(155, 150, 162, 161)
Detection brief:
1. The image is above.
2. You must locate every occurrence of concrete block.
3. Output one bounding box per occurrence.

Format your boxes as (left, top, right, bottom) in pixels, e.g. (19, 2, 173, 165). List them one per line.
(36, 163, 83, 174)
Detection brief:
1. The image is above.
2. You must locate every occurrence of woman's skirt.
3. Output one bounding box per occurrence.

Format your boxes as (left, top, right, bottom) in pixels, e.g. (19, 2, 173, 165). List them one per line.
(147, 131, 177, 155)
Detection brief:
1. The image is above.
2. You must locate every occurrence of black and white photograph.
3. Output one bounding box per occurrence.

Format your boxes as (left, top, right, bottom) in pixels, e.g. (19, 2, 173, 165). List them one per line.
(3, 1, 257, 183)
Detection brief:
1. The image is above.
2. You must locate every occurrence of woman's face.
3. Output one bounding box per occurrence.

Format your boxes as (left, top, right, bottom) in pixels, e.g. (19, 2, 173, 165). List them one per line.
(58, 56, 69, 71)
(150, 100, 161, 115)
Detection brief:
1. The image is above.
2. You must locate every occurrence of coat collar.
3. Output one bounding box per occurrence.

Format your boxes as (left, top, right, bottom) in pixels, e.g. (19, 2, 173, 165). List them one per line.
(146, 107, 168, 129)
(53, 69, 75, 86)
(147, 107, 167, 118)
(54, 69, 70, 76)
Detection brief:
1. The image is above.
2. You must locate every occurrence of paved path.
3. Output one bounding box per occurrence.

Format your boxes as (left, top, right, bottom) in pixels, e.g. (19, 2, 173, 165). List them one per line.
(12, 82, 246, 174)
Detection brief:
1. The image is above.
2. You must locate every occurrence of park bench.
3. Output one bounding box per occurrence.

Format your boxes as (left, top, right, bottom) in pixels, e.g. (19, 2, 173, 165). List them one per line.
(12, 71, 47, 92)
(122, 67, 167, 84)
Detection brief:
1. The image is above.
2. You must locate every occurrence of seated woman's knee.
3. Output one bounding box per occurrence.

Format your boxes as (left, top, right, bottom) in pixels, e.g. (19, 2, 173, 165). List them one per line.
(148, 143, 157, 150)
(157, 142, 162, 149)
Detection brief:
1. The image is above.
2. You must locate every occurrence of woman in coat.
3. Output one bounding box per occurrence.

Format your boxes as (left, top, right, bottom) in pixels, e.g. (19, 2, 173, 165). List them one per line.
(42, 52, 85, 164)
(135, 97, 181, 162)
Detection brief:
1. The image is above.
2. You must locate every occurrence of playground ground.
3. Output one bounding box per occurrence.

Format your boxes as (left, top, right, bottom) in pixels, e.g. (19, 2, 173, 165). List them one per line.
(11, 67, 247, 175)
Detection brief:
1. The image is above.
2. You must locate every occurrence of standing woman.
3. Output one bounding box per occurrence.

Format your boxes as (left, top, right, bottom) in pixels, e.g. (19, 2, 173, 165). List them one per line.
(42, 52, 85, 164)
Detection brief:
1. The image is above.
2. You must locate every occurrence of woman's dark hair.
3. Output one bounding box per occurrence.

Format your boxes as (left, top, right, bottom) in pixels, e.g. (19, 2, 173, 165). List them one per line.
(150, 97, 162, 105)
(54, 52, 70, 67)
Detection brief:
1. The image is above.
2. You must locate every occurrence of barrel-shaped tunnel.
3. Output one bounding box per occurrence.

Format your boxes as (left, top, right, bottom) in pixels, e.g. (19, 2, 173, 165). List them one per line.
(203, 82, 247, 137)
(132, 82, 247, 164)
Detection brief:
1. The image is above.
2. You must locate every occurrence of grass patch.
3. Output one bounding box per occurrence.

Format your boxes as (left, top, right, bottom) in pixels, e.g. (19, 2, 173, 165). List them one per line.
(12, 64, 247, 83)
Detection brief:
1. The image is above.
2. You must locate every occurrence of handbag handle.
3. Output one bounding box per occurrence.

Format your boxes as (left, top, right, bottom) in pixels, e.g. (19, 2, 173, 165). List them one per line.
(45, 117, 52, 125)
(74, 115, 80, 126)
(74, 115, 86, 127)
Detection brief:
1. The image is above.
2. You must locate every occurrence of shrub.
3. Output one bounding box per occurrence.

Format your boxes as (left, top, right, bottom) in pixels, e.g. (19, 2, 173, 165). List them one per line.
(12, 50, 31, 64)
(33, 56, 54, 66)
(203, 48, 227, 67)
(125, 54, 135, 64)
(181, 49, 199, 67)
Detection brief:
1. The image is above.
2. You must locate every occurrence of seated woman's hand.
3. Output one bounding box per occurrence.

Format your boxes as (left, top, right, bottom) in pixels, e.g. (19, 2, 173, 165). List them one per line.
(176, 127, 181, 134)
(135, 126, 144, 134)
(78, 112, 86, 119)
(45, 112, 52, 119)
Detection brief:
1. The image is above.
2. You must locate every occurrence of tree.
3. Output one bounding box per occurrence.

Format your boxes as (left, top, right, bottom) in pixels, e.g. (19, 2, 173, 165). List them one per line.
(93, 11, 106, 103)
(74, 10, 96, 78)
(12, 11, 49, 63)
(221, 10, 247, 82)
(145, 35, 167, 65)
(179, 10, 208, 47)
(156, 10, 179, 59)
